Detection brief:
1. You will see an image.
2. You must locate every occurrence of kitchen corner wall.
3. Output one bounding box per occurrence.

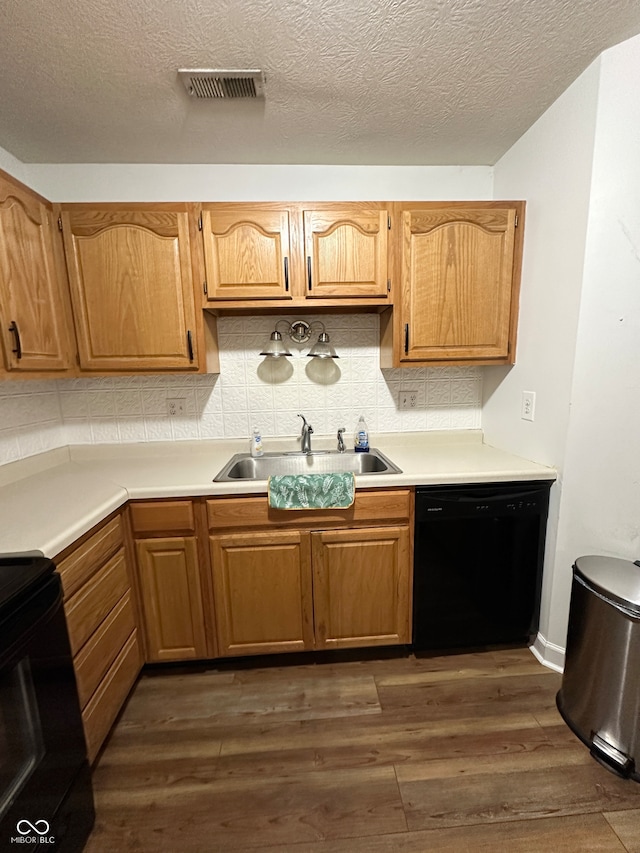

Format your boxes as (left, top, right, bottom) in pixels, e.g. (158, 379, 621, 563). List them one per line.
(0, 313, 482, 464)
(0, 381, 65, 462)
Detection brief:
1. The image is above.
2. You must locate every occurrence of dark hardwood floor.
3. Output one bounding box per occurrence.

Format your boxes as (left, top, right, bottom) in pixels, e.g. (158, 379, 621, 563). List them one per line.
(84, 648, 640, 852)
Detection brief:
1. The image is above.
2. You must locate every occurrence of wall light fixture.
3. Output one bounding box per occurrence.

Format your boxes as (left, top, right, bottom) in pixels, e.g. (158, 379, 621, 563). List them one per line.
(260, 320, 339, 359)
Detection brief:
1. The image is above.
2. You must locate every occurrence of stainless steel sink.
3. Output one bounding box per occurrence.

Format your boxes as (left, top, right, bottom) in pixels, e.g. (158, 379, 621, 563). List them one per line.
(213, 449, 402, 481)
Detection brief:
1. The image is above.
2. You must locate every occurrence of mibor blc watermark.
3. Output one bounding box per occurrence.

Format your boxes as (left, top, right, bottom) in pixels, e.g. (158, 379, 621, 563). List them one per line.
(10, 820, 55, 845)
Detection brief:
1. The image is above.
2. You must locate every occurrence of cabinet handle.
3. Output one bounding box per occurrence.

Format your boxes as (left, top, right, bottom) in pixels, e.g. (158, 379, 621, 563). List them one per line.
(9, 321, 22, 359)
(186, 330, 194, 362)
(307, 256, 312, 291)
(404, 324, 409, 354)
(284, 257, 289, 292)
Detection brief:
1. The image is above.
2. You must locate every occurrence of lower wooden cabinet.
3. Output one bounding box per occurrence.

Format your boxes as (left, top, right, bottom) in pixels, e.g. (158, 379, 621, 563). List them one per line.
(210, 530, 314, 656)
(56, 510, 141, 762)
(207, 489, 413, 657)
(125, 491, 413, 665)
(135, 536, 208, 662)
(81, 631, 141, 762)
(73, 591, 137, 708)
(64, 547, 129, 655)
(129, 499, 214, 663)
(312, 526, 411, 648)
(50, 491, 412, 761)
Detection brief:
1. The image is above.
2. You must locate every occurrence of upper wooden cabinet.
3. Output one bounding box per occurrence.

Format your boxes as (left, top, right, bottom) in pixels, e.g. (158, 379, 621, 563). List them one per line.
(201, 207, 292, 300)
(303, 208, 389, 299)
(60, 204, 204, 372)
(200, 203, 391, 307)
(0, 171, 76, 375)
(383, 202, 524, 367)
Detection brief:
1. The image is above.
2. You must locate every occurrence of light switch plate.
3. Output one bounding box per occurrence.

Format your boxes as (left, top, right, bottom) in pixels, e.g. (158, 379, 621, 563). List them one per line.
(521, 391, 536, 421)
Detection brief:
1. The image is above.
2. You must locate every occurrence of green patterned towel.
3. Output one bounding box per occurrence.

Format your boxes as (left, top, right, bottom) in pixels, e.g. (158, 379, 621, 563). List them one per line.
(268, 472, 355, 510)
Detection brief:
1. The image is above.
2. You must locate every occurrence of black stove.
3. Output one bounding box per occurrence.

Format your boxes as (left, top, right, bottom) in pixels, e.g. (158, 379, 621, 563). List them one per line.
(0, 552, 95, 851)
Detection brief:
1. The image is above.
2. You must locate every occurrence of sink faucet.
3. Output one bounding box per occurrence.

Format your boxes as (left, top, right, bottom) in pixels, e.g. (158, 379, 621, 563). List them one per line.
(337, 427, 346, 453)
(298, 413, 313, 453)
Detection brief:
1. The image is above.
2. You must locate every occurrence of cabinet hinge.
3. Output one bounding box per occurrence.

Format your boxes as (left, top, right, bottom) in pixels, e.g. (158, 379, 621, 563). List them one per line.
(57, 216, 63, 232)
(514, 213, 518, 227)
(387, 279, 391, 293)
(387, 215, 391, 230)
(198, 214, 203, 231)
(203, 281, 208, 296)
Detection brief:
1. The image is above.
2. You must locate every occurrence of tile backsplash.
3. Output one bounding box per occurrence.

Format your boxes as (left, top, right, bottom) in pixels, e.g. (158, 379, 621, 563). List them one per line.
(0, 314, 482, 465)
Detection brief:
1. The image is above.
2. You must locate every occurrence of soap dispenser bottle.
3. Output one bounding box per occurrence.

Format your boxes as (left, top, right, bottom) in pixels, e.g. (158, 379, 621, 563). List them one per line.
(250, 426, 264, 457)
(354, 415, 370, 453)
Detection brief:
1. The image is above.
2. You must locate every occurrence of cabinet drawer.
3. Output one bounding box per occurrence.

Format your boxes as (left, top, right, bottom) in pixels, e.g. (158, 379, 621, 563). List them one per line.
(82, 630, 141, 763)
(57, 515, 124, 600)
(65, 548, 129, 655)
(207, 489, 412, 530)
(130, 500, 196, 535)
(74, 591, 136, 709)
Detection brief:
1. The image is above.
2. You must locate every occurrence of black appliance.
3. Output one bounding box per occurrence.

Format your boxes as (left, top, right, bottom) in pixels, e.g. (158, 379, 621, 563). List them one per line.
(413, 481, 552, 651)
(0, 554, 95, 851)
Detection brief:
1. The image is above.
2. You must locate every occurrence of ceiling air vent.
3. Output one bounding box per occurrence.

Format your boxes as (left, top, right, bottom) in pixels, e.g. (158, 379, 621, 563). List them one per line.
(178, 69, 265, 99)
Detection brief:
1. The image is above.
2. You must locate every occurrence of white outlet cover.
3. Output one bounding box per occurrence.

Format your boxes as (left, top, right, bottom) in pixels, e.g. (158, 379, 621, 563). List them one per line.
(167, 397, 186, 416)
(399, 388, 419, 410)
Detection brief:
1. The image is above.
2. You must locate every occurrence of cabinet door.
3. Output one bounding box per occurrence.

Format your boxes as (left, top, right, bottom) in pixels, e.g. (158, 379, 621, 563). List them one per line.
(135, 537, 207, 662)
(210, 530, 314, 656)
(304, 208, 389, 299)
(0, 174, 75, 373)
(399, 206, 520, 363)
(61, 206, 199, 371)
(201, 207, 291, 300)
(311, 526, 411, 649)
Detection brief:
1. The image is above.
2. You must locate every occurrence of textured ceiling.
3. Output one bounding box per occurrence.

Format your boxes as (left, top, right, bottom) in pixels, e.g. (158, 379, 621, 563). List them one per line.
(1, 0, 640, 165)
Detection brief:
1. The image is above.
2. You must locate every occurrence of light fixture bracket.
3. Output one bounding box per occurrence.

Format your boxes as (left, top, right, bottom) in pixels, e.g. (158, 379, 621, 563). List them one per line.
(288, 321, 312, 344)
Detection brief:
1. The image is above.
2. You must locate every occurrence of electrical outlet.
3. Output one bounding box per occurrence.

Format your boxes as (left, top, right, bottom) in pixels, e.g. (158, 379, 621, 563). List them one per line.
(521, 391, 536, 421)
(167, 398, 186, 417)
(399, 388, 419, 410)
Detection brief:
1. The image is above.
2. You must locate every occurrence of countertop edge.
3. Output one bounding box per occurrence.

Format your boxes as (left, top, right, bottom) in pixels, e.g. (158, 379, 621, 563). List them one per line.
(125, 469, 556, 500)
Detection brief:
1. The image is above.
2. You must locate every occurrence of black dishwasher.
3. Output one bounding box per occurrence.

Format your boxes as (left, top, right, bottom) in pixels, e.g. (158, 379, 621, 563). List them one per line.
(413, 481, 553, 651)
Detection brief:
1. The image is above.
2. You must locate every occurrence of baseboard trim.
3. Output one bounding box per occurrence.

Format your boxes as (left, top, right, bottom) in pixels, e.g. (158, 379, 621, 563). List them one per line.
(530, 632, 565, 673)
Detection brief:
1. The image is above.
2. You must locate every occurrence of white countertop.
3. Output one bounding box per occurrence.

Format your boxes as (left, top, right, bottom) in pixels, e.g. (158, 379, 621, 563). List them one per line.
(0, 431, 556, 558)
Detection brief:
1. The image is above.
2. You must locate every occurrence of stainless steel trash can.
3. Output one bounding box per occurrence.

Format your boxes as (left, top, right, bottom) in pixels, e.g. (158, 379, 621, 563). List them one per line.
(557, 555, 640, 780)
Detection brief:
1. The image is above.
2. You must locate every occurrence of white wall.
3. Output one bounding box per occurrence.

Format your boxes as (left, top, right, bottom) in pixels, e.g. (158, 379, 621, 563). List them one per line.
(484, 64, 600, 465)
(0, 144, 27, 184)
(551, 33, 640, 646)
(23, 164, 492, 203)
(483, 59, 601, 667)
(0, 381, 65, 461)
(486, 32, 640, 666)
